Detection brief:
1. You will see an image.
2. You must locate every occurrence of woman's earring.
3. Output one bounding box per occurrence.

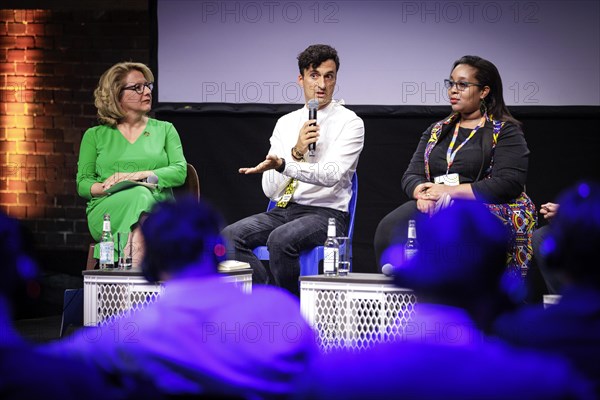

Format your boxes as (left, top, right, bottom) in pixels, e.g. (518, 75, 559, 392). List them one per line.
(479, 98, 488, 116)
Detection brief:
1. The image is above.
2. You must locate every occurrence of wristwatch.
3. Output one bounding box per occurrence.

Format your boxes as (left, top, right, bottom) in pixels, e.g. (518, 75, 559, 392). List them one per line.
(291, 147, 304, 161)
(276, 157, 286, 173)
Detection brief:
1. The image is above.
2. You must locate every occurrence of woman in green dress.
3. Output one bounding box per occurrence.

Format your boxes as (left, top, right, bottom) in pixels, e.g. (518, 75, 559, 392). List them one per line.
(77, 62, 187, 266)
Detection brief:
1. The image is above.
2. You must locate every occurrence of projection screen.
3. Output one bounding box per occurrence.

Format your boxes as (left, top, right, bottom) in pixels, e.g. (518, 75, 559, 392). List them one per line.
(156, 0, 600, 106)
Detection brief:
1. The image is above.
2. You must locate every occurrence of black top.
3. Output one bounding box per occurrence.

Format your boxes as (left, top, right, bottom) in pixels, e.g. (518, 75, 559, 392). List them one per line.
(402, 120, 529, 203)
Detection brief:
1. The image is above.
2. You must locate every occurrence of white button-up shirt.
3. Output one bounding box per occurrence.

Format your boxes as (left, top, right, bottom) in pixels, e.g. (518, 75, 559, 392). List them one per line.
(262, 100, 364, 212)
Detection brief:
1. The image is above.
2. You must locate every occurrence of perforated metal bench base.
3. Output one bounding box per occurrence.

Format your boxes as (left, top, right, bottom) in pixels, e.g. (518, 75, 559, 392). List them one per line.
(300, 273, 416, 352)
(83, 269, 252, 326)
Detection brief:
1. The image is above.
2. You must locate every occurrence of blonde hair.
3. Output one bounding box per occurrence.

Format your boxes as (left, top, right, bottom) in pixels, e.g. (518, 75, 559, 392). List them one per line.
(94, 62, 154, 127)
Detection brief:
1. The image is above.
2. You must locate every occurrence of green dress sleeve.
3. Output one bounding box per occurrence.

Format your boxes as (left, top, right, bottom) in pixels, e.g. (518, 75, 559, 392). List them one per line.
(76, 128, 100, 200)
(151, 121, 187, 190)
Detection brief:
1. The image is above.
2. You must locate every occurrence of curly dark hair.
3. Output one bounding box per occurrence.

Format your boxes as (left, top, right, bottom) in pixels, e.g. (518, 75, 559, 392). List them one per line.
(297, 44, 340, 75)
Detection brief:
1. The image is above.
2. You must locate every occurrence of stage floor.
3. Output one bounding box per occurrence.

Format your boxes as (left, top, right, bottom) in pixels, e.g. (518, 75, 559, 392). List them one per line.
(14, 315, 63, 343)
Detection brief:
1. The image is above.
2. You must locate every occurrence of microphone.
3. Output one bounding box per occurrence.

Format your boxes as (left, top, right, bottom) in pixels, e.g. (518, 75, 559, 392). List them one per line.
(144, 175, 159, 184)
(308, 99, 319, 156)
(381, 263, 394, 276)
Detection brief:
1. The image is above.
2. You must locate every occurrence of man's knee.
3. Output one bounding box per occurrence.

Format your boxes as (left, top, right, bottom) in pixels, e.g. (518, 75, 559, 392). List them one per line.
(221, 224, 246, 250)
(266, 232, 284, 252)
(266, 228, 303, 258)
(221, 224, 233, 238)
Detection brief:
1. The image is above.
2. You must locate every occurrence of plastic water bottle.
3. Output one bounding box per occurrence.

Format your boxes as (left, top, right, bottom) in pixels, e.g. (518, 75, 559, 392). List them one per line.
(404, 219, 418, 262)
(99, 213, 114, 269)
(323, 218, 339, 276)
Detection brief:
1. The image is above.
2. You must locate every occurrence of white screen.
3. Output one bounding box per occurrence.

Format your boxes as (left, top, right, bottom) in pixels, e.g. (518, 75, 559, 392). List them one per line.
(157, 0, 600, 106)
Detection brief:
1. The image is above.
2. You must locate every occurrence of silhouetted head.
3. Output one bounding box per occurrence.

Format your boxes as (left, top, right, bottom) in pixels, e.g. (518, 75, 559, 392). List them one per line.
(541, 181, 600, 288)
(0, 212, 37, 302)
(392, 200, 510, 308)
(141, 197, 226, 283)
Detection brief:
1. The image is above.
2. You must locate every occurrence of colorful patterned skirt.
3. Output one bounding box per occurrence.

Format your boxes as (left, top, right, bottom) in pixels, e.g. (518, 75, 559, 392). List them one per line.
(485, 192, 538, 279)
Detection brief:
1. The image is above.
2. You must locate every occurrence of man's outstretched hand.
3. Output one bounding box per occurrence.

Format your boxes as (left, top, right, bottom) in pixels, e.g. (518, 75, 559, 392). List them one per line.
(239, 154, 282, 174)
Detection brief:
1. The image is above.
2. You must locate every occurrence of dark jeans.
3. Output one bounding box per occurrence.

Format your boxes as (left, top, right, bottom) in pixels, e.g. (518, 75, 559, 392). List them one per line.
(531, 224, 561, 294)
(376, 202, 561, 296)
(222, 203, 347, 296)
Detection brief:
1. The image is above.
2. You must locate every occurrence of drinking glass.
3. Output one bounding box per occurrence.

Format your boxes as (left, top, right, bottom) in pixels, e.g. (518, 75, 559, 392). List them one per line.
(117, 232, 133, 270)
(336, 237, 350, 276)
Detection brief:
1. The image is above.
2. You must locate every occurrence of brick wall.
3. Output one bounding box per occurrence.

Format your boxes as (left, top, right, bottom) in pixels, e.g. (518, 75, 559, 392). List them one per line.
(0, 4, 149, 272)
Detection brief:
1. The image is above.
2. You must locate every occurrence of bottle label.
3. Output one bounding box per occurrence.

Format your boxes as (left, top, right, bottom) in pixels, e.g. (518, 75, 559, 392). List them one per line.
(404, 248, 418, 261)
(407, 226, 416, 239)
(327, 226, 336, 237)
(103, 220, 111, 232)
(324, 247, 338, 275)
(99, 241, 114, 265)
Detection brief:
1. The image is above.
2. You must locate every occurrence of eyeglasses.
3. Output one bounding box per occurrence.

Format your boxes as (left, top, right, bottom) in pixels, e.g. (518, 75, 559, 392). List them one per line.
(444, 79, 483, 91)
(122, 82, 154, 94)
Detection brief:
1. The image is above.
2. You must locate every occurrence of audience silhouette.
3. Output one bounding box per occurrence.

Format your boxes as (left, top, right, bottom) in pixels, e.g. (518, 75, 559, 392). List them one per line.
(45, 197, 317, 399)
(296, 200, 593, 399)
(495, 181, 600, 396)
(0, 212, 147, 399)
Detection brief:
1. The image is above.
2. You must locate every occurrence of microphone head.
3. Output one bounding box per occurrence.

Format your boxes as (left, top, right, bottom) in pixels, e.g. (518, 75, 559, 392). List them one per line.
(146, 175, 159, 185)
(308, 99, 319, 110)
(381, 263, 395, 276)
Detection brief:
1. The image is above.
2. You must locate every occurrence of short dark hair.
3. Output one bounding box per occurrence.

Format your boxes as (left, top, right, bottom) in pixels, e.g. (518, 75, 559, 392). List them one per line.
(141, 197, 225, 281)
(452, 55, 520, 126)
(297, 44, 340, 75)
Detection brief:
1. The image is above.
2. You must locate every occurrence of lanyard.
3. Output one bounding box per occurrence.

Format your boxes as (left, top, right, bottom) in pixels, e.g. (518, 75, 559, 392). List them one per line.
(446, 116, 485, 174)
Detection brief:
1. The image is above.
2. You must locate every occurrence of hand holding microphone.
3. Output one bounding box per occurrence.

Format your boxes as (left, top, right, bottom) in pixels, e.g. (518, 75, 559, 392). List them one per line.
(143, 174, 159, 185)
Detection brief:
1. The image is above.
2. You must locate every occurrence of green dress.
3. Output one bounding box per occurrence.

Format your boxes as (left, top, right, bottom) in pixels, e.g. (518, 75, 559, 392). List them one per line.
(76, 118, 187, 259)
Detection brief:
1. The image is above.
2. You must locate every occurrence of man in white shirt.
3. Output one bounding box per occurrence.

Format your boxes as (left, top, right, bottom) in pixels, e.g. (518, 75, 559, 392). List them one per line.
(222, 44, 365, 295)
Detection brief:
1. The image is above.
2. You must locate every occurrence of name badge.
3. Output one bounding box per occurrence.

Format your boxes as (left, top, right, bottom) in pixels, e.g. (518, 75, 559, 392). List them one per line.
(279, 193, 293, 203)
(434, 173, 459, 186)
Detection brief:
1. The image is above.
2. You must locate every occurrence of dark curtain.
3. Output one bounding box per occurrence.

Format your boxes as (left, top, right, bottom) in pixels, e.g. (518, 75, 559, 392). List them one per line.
(156, 105, 600, 274)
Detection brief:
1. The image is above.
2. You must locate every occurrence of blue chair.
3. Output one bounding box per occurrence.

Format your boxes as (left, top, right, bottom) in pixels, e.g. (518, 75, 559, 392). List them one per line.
(252, 173, 358, 276)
